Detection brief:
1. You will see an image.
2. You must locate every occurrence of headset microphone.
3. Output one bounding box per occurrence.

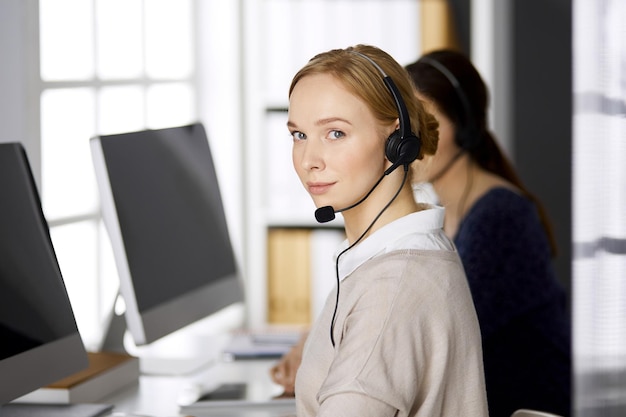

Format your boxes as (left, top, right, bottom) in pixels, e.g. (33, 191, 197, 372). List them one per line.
(314, 206, 336, 223)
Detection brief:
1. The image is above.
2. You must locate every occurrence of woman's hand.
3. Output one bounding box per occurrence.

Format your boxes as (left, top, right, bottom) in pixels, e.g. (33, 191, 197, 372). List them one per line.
(269, 332, 308, 395)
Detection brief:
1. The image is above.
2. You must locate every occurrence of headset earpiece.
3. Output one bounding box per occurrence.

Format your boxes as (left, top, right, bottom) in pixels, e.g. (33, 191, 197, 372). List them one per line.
(456, 122, 482, 151)
(385, 129, 421, 168)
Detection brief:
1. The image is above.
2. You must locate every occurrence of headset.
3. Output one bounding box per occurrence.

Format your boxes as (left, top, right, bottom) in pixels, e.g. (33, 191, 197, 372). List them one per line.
(324, 51, 420, 346)
(315, 51, 421, 224)
(418, 56, 482, 151)
(351, 51, 421, 173)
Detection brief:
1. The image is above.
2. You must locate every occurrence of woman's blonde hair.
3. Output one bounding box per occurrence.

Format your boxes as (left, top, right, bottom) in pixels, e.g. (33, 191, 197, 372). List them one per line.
(289, 44, 439, 161)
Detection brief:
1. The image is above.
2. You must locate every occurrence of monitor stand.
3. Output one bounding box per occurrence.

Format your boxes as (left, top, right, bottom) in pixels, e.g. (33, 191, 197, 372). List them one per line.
(99, 294, 244, 376)
(100, 308, 127, 354)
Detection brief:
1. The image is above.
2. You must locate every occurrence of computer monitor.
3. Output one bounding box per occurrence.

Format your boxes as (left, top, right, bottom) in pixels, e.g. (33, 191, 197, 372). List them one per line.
(90, 123, 245, 370)
(0, 142, 88, 405)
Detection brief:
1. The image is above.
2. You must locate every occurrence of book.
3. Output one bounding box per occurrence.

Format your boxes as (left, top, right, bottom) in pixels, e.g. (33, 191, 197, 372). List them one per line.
(266, 228, 346, 326)
(222, 328, 303, 360)
(13, 351, 139, 404)
(267, 228, 312, 324)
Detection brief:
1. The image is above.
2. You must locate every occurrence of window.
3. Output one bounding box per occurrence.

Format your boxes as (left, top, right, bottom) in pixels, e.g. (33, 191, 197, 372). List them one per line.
(38, 0, 196, 348)
(573, 0, 626, 413)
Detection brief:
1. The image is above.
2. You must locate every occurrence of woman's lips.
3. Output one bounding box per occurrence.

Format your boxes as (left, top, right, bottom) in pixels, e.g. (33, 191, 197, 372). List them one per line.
(307, 182, 335, 195)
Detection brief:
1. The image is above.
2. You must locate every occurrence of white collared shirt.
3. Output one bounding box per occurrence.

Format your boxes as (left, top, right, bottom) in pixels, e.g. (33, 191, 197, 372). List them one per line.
(336, 205, 455, 281)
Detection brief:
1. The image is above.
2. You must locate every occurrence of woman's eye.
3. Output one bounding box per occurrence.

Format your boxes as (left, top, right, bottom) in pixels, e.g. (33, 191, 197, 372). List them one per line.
(291, 131, 306, 141)
(328, 130, 345, 140)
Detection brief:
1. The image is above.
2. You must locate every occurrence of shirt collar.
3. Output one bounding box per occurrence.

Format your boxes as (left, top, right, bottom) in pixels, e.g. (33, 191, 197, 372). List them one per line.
(336, 205, 447, 281)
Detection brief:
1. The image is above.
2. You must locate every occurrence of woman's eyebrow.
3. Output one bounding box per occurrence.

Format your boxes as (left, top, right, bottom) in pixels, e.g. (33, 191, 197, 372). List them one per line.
(287, 117, 351, 129)
(314, 117, 351, 126)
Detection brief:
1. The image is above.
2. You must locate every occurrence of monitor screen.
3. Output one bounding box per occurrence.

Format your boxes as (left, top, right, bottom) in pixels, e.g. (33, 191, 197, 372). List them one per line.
(90, 123, 244, 350)
(0, 142, 88, 405)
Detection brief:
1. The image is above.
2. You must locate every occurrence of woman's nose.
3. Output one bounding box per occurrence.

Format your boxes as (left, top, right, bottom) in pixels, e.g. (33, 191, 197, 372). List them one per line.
(297, 139, 325, 171)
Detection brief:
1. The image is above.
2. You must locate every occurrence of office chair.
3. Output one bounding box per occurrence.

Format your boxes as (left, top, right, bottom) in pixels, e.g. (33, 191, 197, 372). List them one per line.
(511, 409, 563, 417)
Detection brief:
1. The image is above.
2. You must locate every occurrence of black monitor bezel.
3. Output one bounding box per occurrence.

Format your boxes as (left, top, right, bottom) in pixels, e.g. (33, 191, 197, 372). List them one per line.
(90, 123, 245, 346)
(0, 142, 88, 405)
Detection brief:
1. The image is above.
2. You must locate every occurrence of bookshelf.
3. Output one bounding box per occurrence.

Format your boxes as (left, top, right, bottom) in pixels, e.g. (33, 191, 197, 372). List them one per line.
(241, 0, 422, 328)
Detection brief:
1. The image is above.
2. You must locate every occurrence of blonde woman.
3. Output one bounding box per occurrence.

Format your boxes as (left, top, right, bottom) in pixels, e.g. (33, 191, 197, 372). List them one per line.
(285, 44, 487, 417)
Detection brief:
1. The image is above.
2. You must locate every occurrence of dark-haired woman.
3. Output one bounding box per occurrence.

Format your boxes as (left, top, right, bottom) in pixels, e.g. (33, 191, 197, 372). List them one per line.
(406, 49, 571, 417)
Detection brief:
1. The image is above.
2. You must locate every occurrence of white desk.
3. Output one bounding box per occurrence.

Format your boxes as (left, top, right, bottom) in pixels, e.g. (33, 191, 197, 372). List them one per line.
(102, 359, 291, 417)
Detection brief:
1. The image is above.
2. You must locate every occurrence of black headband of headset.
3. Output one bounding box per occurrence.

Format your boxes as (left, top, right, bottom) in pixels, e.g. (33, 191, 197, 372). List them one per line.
(349, 51, 414, 143)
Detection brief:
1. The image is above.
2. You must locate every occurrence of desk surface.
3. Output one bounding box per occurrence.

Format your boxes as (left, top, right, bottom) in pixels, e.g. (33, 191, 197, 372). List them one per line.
(102, 359, 290, 417)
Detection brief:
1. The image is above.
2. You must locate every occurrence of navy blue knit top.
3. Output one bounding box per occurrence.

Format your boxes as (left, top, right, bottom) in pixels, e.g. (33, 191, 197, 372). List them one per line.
(455, 187, 571, 417)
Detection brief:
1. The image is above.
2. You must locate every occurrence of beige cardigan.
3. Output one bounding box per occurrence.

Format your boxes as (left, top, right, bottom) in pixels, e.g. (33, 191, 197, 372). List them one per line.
(295, 249, 488, 417)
